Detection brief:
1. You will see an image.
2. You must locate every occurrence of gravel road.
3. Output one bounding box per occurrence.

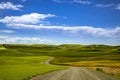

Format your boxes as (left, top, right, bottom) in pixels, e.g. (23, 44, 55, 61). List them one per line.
(30, 57, 120, 80)
(30, 67, 120, 80)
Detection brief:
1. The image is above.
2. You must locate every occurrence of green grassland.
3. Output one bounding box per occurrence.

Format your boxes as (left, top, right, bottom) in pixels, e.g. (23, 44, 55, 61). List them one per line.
(0, 56, 66, 80)
(0, 44, 120, 79)
(0, 45, 66, 80)
(3, 44, 120, 64)
(0, 64, 66, 80)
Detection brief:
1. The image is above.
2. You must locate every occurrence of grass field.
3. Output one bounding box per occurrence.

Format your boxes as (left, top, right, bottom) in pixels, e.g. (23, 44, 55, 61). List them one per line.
(0, 44, 120, 79)
(0, 47, 6, 50)
(0, 45, 67, 80)
(0, 56, 66, 80)
(0, 64, 66, 80)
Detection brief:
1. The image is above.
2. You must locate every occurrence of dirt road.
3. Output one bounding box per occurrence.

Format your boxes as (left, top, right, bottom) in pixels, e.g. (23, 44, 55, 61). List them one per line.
(30, 57, 120, 80)
(40, 57, 53, 65)
(31, 67, 119, 80)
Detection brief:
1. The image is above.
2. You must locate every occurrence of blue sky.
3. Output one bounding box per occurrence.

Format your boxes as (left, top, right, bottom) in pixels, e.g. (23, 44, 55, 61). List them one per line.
(0, 0, 120, 45)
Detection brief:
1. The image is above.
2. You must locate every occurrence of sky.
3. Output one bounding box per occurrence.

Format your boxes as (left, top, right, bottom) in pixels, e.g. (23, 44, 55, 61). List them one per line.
(0, 0, 120, 45)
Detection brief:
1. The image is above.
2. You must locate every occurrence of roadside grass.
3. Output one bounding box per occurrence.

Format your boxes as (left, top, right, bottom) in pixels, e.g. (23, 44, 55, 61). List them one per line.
(63, 60, 120, 67)
(0, 64, 66, 80)
(62, 60, 120, 78)
(0, 56, 67, 80)
(89, 67, 120, 78)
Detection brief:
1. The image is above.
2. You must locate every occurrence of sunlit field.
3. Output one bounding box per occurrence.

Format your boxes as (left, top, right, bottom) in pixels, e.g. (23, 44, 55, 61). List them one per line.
(0, 45, 67, 80)
(64, 60, 120, 67)
(0, 44, 120, 79)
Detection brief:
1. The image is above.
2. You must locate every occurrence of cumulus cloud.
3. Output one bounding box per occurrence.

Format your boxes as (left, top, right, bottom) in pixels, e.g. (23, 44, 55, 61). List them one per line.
(0, 30, 15, 33)
(115, 4, 120, 10)
(95, 4, 114, 8)
(0, 13, 55, 25)
(0, 36, 53, 44)
(0, 2, 23, 10)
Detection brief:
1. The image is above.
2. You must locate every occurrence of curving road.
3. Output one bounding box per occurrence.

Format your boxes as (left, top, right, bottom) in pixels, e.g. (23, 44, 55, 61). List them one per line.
(40, 57, 54, 65)
(30, 57, 120, 80)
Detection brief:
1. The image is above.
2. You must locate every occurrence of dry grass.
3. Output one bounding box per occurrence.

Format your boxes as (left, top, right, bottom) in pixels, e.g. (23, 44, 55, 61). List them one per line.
(64, 60, 120, 67)
(89, 67, 120, 78)
(63, 60, 120, 78)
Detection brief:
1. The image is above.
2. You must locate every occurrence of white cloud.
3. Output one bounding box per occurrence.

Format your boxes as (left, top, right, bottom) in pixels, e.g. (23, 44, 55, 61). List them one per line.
(53, 0, 91, 4)
(95, 4, 114, 8)
(0, 13, 120, 38)
(0, 2, 23, 10)
(0, 30, 15, 33)
(73, 0, 91, 4)
(0, 36, 7, 39)
(6, 23, 120, 38)
(0, 36, 53, 44)
(115, 4, 120, 10)
(0, 13, 55, 25)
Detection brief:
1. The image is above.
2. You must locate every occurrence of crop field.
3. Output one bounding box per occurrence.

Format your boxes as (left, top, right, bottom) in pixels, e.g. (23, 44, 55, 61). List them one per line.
(0, 44, 120, 79)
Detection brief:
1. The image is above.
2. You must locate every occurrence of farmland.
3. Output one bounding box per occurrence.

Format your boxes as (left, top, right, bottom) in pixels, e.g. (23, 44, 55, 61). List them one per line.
(0, 44, 120, 79)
